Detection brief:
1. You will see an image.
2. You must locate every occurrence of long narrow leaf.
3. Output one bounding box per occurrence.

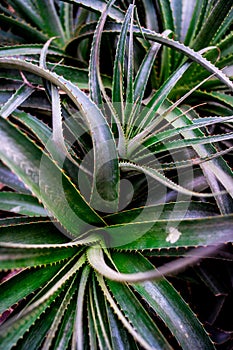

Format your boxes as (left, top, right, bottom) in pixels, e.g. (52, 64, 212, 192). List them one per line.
(96, 273, 171, 350)
(72, 22, 233, 89)
(120, 161, 217, 198)
(192, 0, 233, 51)
(0, 254, 85, 350)
(35, 0, 66, 46)
(72, 266, 90, 350)
(95, 214, 233, 250)
(0, 117, 105, 237)
(111, 252, 215, 349)
(160, 101, 233, 212)
(0, 163, 30, 193)
(63, 0, 124, 22)
(89, 0, 116, 106)
(41, 275, 78, 350)
(0, 84, 35, 119)
(0, 192, 46, 216)
(0, 262, 66, 314)
(0, 58, 120, 213)
(112, 4, 134, 123)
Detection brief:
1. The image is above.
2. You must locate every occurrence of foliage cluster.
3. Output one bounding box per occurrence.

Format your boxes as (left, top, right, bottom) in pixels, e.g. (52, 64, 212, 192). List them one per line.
(0, 1, 232, 349)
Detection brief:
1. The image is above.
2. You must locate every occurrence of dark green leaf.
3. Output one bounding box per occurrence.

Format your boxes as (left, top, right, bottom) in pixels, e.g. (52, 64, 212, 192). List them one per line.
(104, 276, 171, 349)
(0, 262, 66, 314)
(0, 117, 104, 237)
(99, 214, 233, 249)
(111, 251, 216, 350)
(0, 13, 48, 43)
(0, 192, 46, 216)
(192, 0, 233, 51)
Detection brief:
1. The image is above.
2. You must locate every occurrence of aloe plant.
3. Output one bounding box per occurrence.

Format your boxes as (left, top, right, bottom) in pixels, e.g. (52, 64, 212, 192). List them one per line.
(0, 0, 232, 349)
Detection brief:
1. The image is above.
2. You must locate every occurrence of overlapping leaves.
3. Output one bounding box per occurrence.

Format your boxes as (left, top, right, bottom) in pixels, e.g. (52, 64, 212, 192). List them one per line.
(0, 0, 232, 349)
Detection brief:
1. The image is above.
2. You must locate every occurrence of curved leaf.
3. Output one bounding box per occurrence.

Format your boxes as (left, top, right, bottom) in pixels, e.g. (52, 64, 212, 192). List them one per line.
(0, 13, 48, 43)
(0, 117, 104, 237)
(0, 44, 63, 57)
(0, 58, 119, 213)
(96, 273, 171, 350)
(70, 22, 233, 89)
(111, 251, 216, 350)
(120, 161, 217, 198)
(63, 0, 124, 22)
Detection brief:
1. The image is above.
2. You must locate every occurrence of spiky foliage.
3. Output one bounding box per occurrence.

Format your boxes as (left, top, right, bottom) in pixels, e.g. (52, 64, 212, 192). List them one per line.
(0, 1, 233, 349)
